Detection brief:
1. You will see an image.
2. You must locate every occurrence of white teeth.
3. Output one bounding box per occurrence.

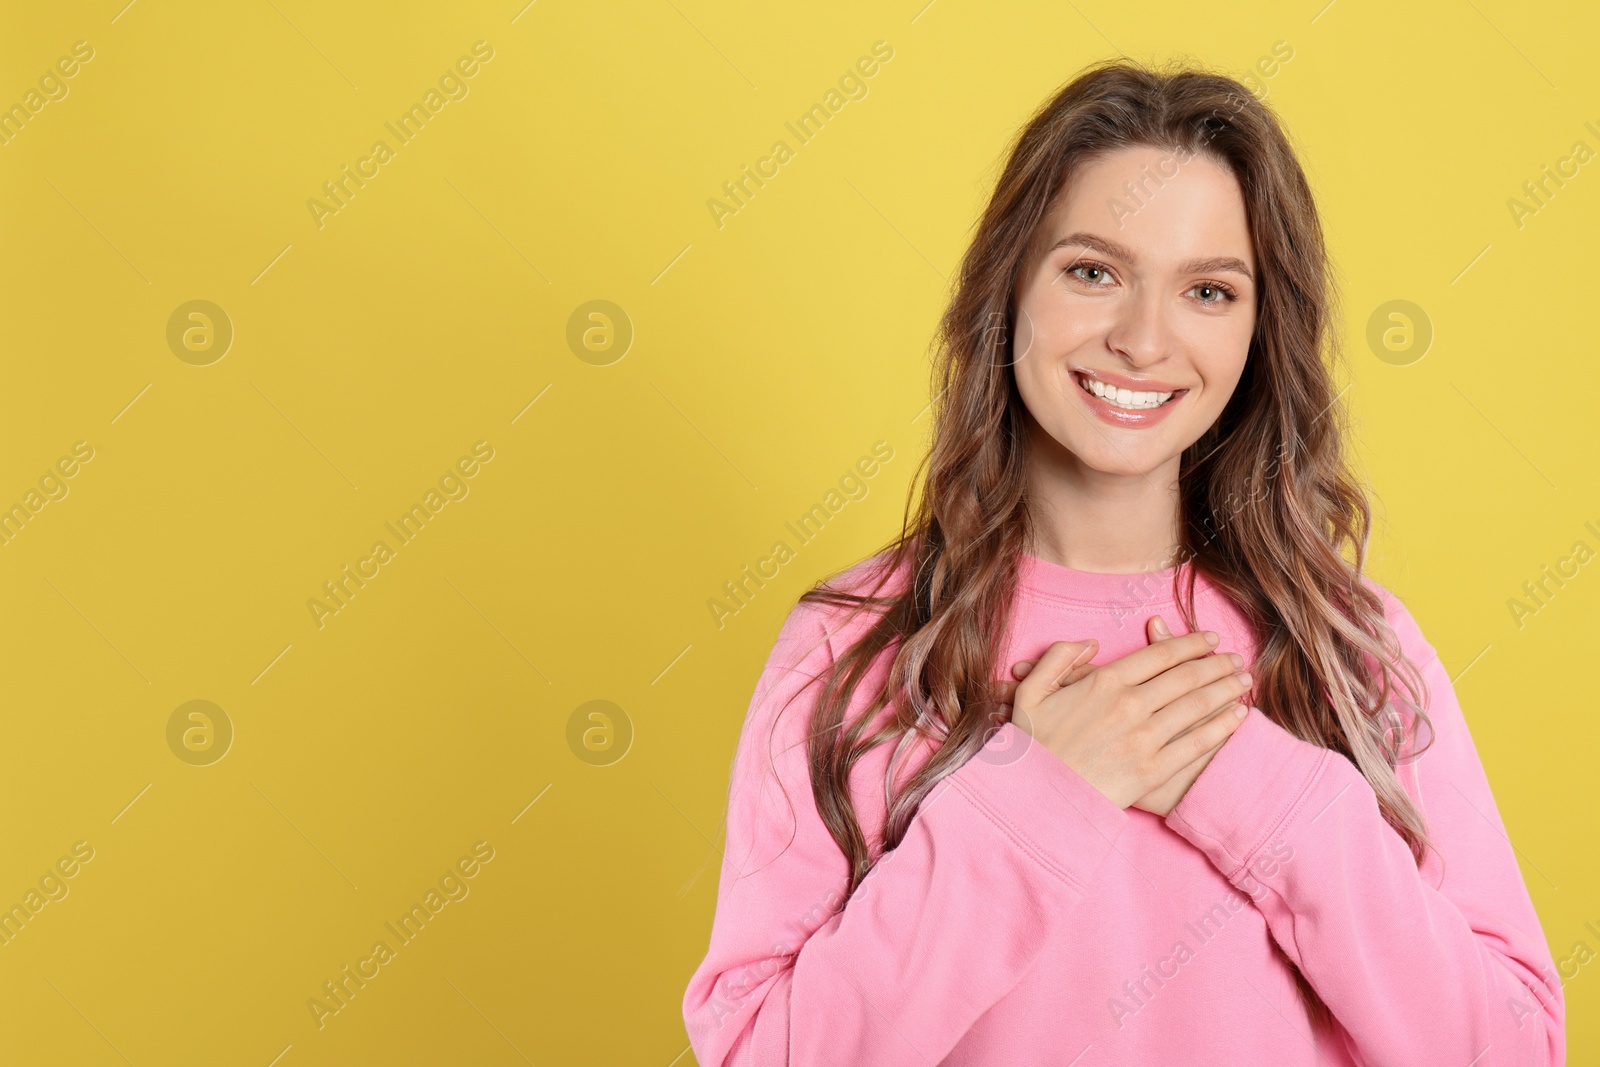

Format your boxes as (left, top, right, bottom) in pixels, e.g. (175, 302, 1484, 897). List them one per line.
(1075, 373, 1175, 410)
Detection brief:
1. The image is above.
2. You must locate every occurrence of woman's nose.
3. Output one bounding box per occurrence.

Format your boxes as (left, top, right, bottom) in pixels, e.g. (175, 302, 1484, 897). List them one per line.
(1105, 288, 1172, 365)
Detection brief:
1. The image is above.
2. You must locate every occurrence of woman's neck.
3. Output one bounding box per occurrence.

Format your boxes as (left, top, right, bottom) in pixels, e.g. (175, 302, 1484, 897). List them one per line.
(1025, 444, 1184, 575)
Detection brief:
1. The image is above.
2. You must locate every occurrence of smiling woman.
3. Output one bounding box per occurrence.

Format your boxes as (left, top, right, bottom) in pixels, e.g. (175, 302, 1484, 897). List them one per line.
(1012, 149, 1257, 467)
(684, 57, 1565, 1066)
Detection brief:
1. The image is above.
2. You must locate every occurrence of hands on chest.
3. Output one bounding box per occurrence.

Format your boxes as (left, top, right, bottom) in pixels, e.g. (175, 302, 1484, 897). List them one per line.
(988, 615, 1254, 816)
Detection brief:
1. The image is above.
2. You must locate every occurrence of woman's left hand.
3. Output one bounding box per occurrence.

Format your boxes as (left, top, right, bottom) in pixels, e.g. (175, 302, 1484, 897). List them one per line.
(992, 649, 1097, 717)
(999, 615, 1239, 816)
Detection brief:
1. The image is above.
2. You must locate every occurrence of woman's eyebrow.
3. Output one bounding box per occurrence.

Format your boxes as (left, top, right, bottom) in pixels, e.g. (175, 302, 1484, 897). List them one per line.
(1050, 231, 1254, 281)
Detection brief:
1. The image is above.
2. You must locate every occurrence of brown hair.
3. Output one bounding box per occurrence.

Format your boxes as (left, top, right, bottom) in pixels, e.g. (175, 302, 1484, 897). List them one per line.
(775, 56, 1433, 1031)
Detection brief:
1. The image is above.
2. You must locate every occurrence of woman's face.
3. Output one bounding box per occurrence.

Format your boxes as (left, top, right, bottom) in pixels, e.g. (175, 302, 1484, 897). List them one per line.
(1010, 144, 1258, 480)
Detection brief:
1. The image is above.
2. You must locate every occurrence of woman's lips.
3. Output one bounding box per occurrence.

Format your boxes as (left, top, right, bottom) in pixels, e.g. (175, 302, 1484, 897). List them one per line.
(1072, 371, 1188, 428)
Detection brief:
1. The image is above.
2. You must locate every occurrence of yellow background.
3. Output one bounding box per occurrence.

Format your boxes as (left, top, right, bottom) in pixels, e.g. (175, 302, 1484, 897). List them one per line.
(0, 0, 1594, 1062)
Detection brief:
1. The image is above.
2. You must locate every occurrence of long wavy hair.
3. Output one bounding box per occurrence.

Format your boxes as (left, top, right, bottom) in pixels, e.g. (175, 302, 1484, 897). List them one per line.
(774, 58, 1435, 1028)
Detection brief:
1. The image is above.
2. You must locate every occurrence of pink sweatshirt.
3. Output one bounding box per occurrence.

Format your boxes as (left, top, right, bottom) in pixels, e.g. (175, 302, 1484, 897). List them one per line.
(682, 550, 1566, 1065)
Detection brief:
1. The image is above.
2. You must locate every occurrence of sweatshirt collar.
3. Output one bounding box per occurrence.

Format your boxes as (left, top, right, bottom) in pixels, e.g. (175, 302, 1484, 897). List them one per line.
(1018, 550, 1189, 606)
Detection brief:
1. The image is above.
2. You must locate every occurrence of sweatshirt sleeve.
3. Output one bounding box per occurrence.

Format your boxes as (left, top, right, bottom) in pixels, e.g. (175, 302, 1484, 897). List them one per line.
(1164, 585, 1565, 1066)
(682, 600, 1131, 1066)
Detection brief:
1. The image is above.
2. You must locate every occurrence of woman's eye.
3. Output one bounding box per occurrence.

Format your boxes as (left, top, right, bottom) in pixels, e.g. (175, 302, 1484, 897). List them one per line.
(1065, 263, 1237, 305)
(1189, 283, 1236, 305)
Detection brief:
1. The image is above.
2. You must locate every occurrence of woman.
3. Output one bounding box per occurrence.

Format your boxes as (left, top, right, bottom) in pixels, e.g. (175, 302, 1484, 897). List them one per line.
(682, 58, 1565, 1065)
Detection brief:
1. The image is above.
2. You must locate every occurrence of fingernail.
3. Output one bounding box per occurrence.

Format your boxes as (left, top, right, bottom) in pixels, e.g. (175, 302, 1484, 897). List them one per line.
(1204, 630, 1220, 645)
(1152, 614, 1170, 637)
(1233, 704, 1248, 720)
(1067, 643, 1095, 669)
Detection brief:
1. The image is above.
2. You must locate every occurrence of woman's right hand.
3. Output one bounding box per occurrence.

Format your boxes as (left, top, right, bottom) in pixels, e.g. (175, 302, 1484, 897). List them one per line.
(1007, 628, 1251, 810)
